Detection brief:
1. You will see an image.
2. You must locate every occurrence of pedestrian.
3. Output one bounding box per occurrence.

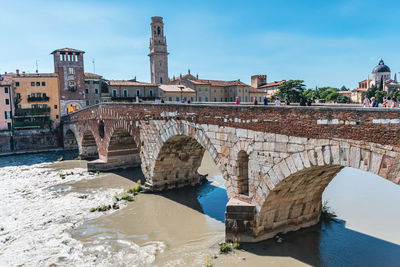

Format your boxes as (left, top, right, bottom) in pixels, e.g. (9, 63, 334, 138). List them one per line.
(161, 99, 165, 103)
(263, 96, 268, 105)
(307, 99, 312, 106)
(371, 97, 379, 107)
(236, 96, 240, 105)
(383, 97, 387, 107)
(392, 96, 398, 108)
(285, 98, 290, 105)
(363, 95, 370, 107)
(254, 97, 258, 105)
(299, 98, 306, 106)
(387, 97, 392, 108)
(275, 97, 281, 106)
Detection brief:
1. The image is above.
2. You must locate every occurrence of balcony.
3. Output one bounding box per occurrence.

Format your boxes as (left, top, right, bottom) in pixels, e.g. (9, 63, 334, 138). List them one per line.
(27, 96, 50, 102)
(14, 107, 51, 118)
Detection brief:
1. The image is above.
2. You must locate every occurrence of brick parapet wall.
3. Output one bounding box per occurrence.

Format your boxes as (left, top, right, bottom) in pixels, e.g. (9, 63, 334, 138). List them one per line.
(64, 103, 400, 147)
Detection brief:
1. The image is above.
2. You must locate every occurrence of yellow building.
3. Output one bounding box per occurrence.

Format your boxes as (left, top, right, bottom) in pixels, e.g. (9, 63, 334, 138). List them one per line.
(13, 72, 60, 129)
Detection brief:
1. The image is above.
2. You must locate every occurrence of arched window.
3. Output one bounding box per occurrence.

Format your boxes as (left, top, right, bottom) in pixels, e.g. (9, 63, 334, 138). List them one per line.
(237, 150, 249, 195)
(157, 26, 161, 35)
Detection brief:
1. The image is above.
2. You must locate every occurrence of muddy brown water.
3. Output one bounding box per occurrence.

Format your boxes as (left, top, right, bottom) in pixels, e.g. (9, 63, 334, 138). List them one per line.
(6, 150, 400, 266)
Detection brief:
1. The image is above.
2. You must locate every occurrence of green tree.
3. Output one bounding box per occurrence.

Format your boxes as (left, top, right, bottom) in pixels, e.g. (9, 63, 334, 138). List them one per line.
(276, 80, 306, 103)
(362, 85, 387, 103)
(340, 85, 349, 91)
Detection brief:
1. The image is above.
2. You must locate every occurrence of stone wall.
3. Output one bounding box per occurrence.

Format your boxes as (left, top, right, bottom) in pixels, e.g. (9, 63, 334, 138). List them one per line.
(0, 129, 61, 153)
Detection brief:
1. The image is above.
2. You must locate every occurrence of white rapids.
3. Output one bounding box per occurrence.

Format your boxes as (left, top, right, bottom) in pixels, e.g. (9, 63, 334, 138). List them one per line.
(0, 162, 165, 266)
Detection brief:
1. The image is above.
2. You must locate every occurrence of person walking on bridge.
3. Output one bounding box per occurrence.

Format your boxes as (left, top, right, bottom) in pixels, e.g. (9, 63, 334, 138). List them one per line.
(371, 97, 379, 107)
(363, 95, 370, 107)
(275, 97, 281, 106)
(236, 96, 240, 105)
(263, 96, 268, 105)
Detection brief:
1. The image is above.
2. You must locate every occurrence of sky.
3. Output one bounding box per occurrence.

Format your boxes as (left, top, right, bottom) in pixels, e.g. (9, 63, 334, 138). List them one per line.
(0, 0, 399, 89)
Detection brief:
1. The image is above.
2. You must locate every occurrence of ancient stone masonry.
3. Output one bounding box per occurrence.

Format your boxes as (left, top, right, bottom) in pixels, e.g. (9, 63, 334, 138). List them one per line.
(63, 103, 400, 242)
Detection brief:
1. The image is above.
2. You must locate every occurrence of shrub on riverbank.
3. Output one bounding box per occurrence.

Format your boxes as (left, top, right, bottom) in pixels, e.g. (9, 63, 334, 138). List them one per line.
(321, 200, 337, 222)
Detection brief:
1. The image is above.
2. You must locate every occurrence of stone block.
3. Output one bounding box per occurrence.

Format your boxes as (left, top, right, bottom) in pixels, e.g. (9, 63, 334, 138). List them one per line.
(276, 134, 289, 143)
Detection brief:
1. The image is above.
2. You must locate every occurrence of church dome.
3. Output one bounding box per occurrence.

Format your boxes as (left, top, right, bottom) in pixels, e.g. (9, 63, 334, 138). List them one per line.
(372, 59, 391, 73)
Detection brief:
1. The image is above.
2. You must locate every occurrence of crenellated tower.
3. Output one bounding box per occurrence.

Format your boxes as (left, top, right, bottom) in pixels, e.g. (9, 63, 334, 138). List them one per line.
(149, 16, 169, 84)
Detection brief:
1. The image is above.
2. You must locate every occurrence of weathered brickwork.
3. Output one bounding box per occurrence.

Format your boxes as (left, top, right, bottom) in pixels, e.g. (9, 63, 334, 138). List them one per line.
(63, 103, 400, 242)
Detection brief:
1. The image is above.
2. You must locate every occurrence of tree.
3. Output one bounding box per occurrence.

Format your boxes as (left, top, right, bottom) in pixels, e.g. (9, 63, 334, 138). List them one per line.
(340, 85, 349, 91)
(276, 80, 306, 103)
(362, 85, 387, 103)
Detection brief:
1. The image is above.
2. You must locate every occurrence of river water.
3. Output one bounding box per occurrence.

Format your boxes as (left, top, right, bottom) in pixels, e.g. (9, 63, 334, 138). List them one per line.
(0, 151, 400, 266)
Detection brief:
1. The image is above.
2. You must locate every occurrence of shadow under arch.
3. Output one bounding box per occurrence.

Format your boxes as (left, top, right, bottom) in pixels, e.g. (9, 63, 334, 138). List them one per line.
(64, 129, 78, 150)
(80, 130, 99, 159)
(106, 127, 141, 169)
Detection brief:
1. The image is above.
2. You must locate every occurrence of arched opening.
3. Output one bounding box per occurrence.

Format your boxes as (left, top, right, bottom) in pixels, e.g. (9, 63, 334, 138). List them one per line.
(106, 128, 140, 169)
(157, 26, 161, 35)
(64, 129, 78, 150)
(152, 135, 206, 190)
(81, 130, 98, 159)
(237, 150, 249, 195)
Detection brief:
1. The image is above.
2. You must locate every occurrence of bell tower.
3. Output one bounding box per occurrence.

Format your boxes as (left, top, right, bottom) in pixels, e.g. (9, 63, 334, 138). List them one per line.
(149, 16, 169, 84)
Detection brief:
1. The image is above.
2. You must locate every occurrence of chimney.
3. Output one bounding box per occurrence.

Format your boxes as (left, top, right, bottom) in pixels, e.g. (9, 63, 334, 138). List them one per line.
(16, 69, 20, 76)
(251, 75, 267, 88)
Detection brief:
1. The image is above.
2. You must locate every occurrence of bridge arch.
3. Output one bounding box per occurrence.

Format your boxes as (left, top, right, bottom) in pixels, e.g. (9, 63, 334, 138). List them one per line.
(247, 139, 400, 241)
(141, 120, 230, 191)
(80, 130, 99, 159)
(64, 129, 79, 150)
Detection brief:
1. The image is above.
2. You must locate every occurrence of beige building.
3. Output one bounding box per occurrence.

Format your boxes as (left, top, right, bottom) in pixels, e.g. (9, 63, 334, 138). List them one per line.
(105, 80, 159, 102)
(169, 73, 251, 103)
(158, 84, 195, 102)
(13, 72, 60, 129)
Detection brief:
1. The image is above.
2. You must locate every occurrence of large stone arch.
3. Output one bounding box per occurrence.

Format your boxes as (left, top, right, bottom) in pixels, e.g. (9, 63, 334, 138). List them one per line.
(80, 130, 99, 159)
(64, 129, 79, 150)
(240, 136, 400, 242)
(140, 119, 230, 191)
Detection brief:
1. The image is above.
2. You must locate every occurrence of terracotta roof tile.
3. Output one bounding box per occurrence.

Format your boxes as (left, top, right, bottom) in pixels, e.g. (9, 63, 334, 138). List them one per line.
(258, 80, 286, 88)
(108, 80, 156, 86)
(159, 84, 195, 93)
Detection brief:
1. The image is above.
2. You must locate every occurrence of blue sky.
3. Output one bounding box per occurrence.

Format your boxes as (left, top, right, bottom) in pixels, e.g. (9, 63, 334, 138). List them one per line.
(1, 0, 399, 89)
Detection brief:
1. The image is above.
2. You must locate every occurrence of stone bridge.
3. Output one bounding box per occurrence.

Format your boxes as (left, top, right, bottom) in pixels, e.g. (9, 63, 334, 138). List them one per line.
(62, 103, 400, 242)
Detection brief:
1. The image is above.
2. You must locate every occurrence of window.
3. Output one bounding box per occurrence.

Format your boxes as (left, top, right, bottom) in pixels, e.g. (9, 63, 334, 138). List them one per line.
(36, 93, 41, 97)
(245, 96, 248, 102)
(149, 90, 153, 97)
(230, 97, 233, 102)
(56, 115, 59, 119)
(85, 81, 90, 84)
(184, 97, 187, 101)
(36, 82, 40, 86)
(160, 77, 162, 83)
(245, 89, 248, 92)
(136, 90, 140, 97)
(220, 97, 223, 102)
(42, 93, 47, 98)
(103, 100, 108, 102)
(259, 97, 262, 102)
(95, 88, 99, 94)
(68, 68, 74, 75)
(230, 89, 232, 92)
(42, 82, 46, 86)
(86, 100, 90, 106)
(251, 97, 253, 102)
(225, 98, 228, 102)
(221, 89, 223, 93)
(7, 122, 11, 130)
(31, 82, 35, 86)
(239, 96, 241, 101)
(59, 54, 63, 61)
(190, 97, 194, 102)
(113, 90, 117, 97)
(199, 97, 202, 102)
(205, 97, 208, 102)
(96, 100, 99, 104)
(238, 89, 241, 92)
(15, 82, 20, 87)
(54, 105, 57, 109)
(205, 88, 208, 91)
(176, 97, 179, 101)
(85, 88, 89, 94)
(214, 98, 216, 102)
(5, 99, 9, 105)
(4, 87, 8, 94)
(93, 81, 100, 84)
(198, 88, 201, 92)
(124, 90, 128, 97)
(169, 97, 172, 101)
(4, 111, 11, 119)
(214, 89, 216, 93)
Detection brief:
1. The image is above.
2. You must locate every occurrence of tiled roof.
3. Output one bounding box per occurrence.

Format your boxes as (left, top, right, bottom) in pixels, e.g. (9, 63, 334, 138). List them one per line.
(352, 88, 368, 92)
(258, 80, 286, 89)
(189, 79, 249, 87)
(159, 84, 195, 93)
(108, 80, 156, 86)
(85, 73, 103, 79)
(14, 73, 58, 78)
(249, 87, 267, 93)
(51, 48, 85, 54)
